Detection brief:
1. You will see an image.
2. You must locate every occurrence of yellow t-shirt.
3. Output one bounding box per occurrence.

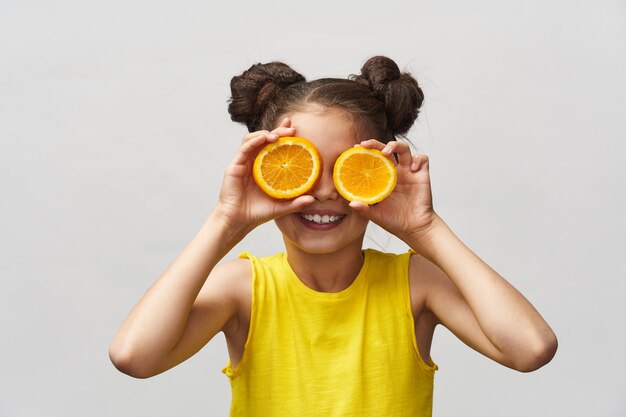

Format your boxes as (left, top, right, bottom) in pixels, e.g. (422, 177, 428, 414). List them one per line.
(222, 249, 437, 416)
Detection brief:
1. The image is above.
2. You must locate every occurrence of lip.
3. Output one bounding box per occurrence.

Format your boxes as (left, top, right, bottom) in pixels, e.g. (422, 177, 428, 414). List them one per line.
(298, 209, 346, 216)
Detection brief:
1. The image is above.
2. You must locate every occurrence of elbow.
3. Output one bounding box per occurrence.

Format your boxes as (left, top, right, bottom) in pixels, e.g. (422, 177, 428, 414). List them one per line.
(108, 342, 160, 379)
(513, 332, 558, 373)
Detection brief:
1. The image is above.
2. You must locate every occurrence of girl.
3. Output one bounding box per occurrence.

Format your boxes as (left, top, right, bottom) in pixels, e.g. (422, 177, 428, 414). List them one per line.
(109, 56, 557, 416)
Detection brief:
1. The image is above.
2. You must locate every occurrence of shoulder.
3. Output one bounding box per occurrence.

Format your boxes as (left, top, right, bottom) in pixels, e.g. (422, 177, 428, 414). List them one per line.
(365, 248, 419, 273)
(366, 249, 428, 307)
(195, 257, 253, 317)
(364, 248, 413, 266)
(214, 256, 253, 278)
(194, 257, 253, 336)
(205, 256, 253, 301)
(363, 249, 416, 282)
(208, 252, 282, 316)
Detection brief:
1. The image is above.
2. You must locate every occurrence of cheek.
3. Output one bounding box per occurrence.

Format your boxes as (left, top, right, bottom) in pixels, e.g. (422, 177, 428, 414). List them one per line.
(273, 215, 300, 241)
(350, 214, 370, 233)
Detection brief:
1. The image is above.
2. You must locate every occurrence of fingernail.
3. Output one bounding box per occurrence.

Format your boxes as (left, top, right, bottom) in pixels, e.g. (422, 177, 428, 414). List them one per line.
(269, 133, 279, 139)
(382, 146, 391, 154)
(411, 162, 418, 171)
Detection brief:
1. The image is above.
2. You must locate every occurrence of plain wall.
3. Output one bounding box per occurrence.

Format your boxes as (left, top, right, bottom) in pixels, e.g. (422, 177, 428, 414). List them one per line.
(1, 0, 625, 416)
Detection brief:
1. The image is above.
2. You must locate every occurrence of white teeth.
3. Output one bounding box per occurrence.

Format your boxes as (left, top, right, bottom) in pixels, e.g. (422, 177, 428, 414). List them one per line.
(300, 214, 344, 224)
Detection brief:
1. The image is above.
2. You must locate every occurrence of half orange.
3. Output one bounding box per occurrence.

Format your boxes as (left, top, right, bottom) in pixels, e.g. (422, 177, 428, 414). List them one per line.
(333, 146, 397, 204)
(253, 136, 322, 199)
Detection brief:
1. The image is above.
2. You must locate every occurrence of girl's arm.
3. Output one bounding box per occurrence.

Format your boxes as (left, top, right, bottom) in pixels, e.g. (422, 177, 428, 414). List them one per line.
(109, 119, 314, 378)
(351, 140, 557, 372)
(108, 211, 246, 378)
(408, 216, 558, 372)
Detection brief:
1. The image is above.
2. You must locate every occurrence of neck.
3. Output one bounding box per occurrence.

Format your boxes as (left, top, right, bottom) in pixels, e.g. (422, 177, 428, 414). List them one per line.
(283, 237, 365, 293)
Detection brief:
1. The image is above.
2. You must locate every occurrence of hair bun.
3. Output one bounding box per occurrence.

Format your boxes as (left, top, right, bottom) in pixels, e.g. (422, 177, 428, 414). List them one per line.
(228, 62, 305, 132)
(353, 56, 424, 136)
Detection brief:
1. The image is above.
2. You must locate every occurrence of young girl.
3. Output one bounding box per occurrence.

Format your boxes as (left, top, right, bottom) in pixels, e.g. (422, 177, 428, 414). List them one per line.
(109, 56, 557, 416)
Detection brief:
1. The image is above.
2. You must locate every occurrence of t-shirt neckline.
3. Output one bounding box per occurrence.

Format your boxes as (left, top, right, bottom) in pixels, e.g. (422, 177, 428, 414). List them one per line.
(281, 250, 371, 300)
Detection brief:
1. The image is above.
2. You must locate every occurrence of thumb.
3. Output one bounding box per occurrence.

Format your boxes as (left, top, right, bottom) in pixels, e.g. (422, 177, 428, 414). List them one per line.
(275, 195, 315, 216)
(348, 201, 374, 218)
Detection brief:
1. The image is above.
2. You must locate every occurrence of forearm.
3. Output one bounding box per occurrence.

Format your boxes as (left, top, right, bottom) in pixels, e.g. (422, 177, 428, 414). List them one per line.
(109, 208, 246, 373)
(405, 215, 557, 369)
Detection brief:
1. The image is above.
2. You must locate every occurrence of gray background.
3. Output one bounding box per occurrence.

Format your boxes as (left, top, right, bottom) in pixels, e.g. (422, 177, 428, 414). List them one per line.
(1, 0, 625, 416)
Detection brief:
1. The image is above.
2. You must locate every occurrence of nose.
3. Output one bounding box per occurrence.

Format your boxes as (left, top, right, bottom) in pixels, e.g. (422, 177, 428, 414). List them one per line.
(311, 167, 339, 202)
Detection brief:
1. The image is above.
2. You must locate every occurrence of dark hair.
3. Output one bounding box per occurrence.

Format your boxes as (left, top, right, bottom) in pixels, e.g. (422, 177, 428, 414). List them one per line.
(228, 56, 423, 143)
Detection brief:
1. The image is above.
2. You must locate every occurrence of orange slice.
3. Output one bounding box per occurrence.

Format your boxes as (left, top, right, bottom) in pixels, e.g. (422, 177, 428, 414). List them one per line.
(333, 146, 397, 204)
(253, 136, 322, 199)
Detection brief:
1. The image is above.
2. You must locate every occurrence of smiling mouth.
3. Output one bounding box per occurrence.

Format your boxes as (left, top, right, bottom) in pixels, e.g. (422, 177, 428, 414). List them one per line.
(298, 213, 346, 225)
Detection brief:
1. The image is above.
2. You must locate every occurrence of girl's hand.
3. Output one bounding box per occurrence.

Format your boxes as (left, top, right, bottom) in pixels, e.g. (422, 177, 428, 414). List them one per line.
(348, 139, 439, 249)
(215, 118, 315, 235)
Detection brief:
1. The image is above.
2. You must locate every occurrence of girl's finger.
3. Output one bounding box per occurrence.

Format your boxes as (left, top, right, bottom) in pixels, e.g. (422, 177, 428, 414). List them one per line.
(242, 130, 279, 144)
(412, 154, 429, 172)
(271, 126, 297, 137)
(358, 139, 387, 150)
(271, 118, 296, 137)
(277, 194, 315, 215)
(276, 117, 292, 129)
(381, 140, 412, 166)
(358, 139, 400, 166)
(232, 134, 274, 166)
(235, 121, 300, 167)
(410, 154, 420, 172)
(347, 201, 377, 222)
(348, 200, 370, 212)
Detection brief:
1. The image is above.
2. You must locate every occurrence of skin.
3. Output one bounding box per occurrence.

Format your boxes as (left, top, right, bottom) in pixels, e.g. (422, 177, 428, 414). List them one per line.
(109, 106, 558, 379)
